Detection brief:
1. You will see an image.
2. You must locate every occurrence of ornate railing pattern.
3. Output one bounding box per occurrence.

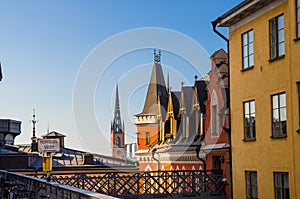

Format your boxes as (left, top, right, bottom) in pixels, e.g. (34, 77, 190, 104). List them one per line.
(39, 170, 225, 198)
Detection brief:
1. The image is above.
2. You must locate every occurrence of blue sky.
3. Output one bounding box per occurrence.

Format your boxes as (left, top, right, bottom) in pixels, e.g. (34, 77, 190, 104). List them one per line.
(0, 0, 243, 155)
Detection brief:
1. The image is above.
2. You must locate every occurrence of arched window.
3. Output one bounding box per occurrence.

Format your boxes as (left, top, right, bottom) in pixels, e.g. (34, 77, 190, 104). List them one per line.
(211, 90, 219, 137)
(116, 137, 121, 148)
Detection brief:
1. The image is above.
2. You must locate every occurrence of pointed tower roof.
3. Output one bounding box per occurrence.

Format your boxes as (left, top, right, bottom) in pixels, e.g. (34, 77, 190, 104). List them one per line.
(137, 50, 168, 116)
(112, 83, 123, 133)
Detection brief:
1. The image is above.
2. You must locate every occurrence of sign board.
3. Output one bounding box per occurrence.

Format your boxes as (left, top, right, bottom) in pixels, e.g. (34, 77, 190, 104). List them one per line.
(38, 139, 60, 152)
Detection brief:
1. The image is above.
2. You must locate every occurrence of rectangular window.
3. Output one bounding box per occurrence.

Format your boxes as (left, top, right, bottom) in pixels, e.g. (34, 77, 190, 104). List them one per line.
(274, 172, 290, 199)
(272, 93, 287, 137)
(242, 30, 254, 69)
(244, 100, 256, 140)
(246, 171, 258, 199)
(297, 0, 300, 38)
(269, 14, 285, 59)
(145, 132, 150, 145)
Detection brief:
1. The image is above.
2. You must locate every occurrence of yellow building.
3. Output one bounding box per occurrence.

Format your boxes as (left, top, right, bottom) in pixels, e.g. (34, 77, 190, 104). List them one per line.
(214, 0, 300, 198)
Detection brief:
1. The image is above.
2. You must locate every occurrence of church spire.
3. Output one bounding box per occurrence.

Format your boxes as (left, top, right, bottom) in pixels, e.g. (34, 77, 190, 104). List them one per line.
(112, 83, 123, 133)
(138, 49, 168, 116)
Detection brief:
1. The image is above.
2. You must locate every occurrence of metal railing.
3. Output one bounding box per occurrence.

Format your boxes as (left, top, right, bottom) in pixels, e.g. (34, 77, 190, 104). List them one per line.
(0, 170, 117, 199)
(38, 170, 225, 198)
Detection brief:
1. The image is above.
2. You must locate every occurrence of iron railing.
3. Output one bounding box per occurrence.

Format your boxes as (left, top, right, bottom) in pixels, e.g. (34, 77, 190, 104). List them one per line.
(38, 170, 225, 198)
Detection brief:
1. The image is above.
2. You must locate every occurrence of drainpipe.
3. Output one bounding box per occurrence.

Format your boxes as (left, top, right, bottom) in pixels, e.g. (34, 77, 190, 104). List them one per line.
(195, 144, 206, 171)
(212, 18, 232, 199)
(152, 149, 160, 171)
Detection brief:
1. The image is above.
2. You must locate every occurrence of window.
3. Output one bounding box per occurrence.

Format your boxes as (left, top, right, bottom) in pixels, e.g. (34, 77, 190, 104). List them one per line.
(242, 30, 254, 69)
(246, 171, 258, 199)
(116, 137, 121, 148)
(297, 0, 300, 38)
(212, 156, 222, 175)
(272, 93, 287, 137)
(211, 105, 218, 136)
(145, 132, 150, 145)
(211, 90, 219, 137)
(274, 172, 290, 199)
(270, 14, 285, 59)
(244, 101, 256, 140)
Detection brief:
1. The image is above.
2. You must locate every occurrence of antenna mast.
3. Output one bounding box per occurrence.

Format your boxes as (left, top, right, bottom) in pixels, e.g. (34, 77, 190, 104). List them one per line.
(30, 109, 38, 142)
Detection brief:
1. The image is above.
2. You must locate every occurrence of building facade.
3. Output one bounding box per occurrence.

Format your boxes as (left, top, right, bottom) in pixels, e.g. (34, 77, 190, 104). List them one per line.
(134, 50, 231, 199)
(215, 0, 300, 198)
(203, 49, 230, 199)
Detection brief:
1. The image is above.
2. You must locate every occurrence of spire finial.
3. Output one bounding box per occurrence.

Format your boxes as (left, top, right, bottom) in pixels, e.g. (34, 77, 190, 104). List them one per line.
(154, 49, 161, 64)
(158, 50, 161, 64)
(112, 83, 123, 133)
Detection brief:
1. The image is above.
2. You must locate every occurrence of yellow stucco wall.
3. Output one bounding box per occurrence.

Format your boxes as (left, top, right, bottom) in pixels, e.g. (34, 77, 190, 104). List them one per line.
(228, 0, 300, 198)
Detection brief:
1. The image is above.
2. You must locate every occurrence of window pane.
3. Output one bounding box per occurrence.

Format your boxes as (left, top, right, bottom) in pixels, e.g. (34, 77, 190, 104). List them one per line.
(298, 23, 300, 38)
(249, 30, 253, 42)
(278, 29, 284, 42)
(249, 55, 254, 67)
(273, 109, 279, 122)
(283, 174, 289, 188)
(280, 108, 286, 121)
(244, 102, 249, 114)
(298, 8, 300, 22)
(251, 113, 255, 125)
(270, 18, 276, 33)
(280, 93, 286, 107)
(243, 33, 248, 45)
(243, 45, 248, 57)
(243, 57, 248, 68)
(270, 32, 276, 45)
(273, 95, 279, 109)
(298, 0, 300, 7)
(250, 101, 255, 114)
(279, 42, 285, 56)
(249, 42, 254, 54)
(278, 15, 284, 29)
(270, 45, 277, 59)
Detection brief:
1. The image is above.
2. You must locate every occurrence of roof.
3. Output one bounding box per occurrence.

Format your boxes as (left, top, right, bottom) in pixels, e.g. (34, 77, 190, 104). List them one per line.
(42, 131, 66, 138)
(17, 144, 136, 169)
(213, 0, 277, 27)
(137, 62, 168, 116)
(195, 80, 208, 113)
(170, 91, 180, 120)
(180, 86, 194, 116)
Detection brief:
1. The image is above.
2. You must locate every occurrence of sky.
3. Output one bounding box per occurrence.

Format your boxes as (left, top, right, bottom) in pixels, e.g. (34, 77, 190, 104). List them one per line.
(0, 0, 243, 155)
